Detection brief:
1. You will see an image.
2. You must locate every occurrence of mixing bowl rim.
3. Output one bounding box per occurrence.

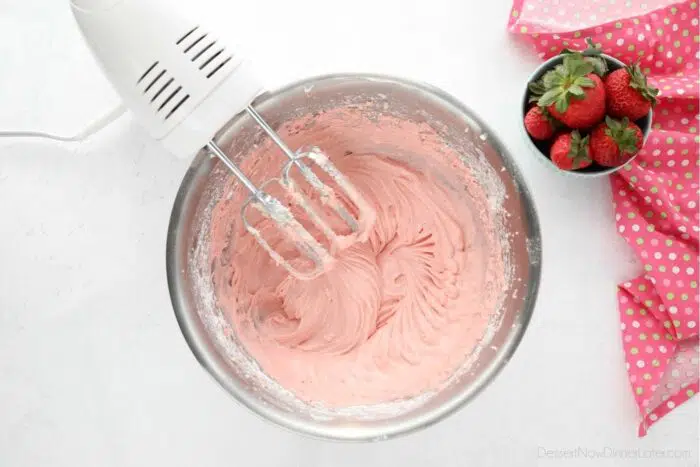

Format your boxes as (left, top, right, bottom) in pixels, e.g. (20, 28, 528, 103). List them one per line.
(166, 72, 542, 442)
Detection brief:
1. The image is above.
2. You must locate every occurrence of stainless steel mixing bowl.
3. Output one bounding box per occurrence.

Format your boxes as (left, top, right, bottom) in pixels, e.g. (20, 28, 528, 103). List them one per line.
(167, 74, 541, 441)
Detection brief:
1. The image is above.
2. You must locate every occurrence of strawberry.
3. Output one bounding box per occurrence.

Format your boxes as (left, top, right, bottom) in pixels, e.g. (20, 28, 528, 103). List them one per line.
(605, 62, 659, 121)
(550, 130, 593, 170)
(524, 106, 556, 140)
(559, 38, 609, 77)
(537, 53, 606, 129)
(590, 116, 643, 167)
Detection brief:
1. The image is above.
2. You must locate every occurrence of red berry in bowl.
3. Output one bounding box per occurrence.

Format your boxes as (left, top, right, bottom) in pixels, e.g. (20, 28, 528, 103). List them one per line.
(605, 63, 659, 121)
(590, 116, 643, 167)
(537, 54, 606, 129)
(550, 130, 593, 170)
(524, 106, 556, 140)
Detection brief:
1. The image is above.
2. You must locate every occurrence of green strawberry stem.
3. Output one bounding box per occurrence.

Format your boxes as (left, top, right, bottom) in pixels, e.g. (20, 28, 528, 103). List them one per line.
(559, 37, 608, 76)
(604, 116, 641, 154)
(528, 79, 547, 103)
(626, 62, 660, 105)
(567, 130, 591, 169)
(538, 54, 596, 113)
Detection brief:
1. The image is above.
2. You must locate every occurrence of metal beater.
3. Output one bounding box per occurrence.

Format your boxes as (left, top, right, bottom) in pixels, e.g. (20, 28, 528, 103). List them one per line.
(69, 0, 373, 279)
(207, 107, 373, 279)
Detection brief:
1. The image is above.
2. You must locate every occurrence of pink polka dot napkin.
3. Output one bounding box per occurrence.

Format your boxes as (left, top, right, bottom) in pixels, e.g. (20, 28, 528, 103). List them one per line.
(508, 0, 699, 436)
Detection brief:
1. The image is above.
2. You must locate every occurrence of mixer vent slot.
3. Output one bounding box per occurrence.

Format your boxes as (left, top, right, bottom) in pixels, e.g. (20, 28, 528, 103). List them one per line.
(198, 48, 223, 70)
(144, 69, 167, 93)
(166, 94, 190, 120)
(136, 62, 191, 121)
(176, 26, 199, 45)
(184, 32, 208, 53)
(151, 77, 174, 102)
(192, 39, 216, 62)
(137, 61, 159, 84)
(176, 25, 234, 80)
(158, 86, 182, 111)
(206, 55, 233, 79)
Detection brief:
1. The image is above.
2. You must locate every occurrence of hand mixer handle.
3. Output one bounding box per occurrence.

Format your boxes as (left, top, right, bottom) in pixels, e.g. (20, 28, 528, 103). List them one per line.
(70, 0, 265, 158)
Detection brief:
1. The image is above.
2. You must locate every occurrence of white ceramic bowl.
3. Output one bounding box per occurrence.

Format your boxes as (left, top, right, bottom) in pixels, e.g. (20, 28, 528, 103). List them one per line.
(521, 53, 652, 177)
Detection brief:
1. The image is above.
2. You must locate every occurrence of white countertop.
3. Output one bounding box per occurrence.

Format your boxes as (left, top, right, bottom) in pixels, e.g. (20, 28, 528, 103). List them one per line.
(1, 0, 697, 465)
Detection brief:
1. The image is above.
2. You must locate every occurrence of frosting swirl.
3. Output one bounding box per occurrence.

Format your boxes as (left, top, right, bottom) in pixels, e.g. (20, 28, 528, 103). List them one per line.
(209, 108, 505, 406)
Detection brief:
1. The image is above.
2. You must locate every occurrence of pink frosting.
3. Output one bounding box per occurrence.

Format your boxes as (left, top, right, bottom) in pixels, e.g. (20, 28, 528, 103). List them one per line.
(209, 106, 507, 406)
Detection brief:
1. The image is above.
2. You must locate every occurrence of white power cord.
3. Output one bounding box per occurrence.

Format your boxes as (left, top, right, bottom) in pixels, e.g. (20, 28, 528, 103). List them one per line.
(0, 105, 126, 143)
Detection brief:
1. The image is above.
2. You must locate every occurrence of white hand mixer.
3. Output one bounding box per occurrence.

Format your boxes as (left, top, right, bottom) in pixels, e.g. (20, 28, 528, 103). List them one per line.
(69, 0, 374, 279)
